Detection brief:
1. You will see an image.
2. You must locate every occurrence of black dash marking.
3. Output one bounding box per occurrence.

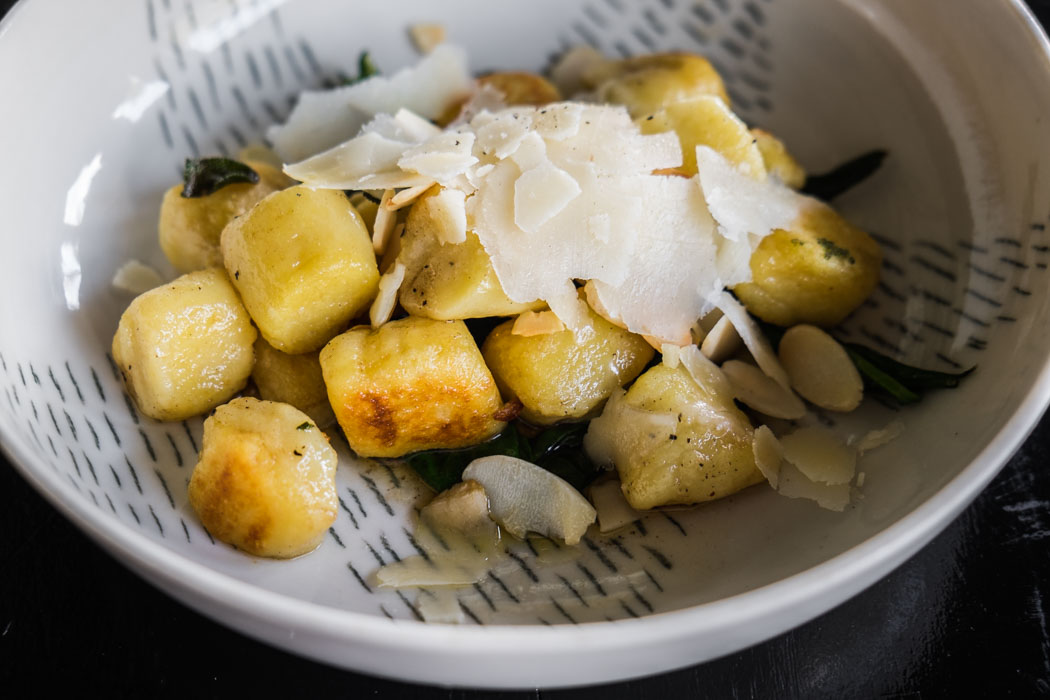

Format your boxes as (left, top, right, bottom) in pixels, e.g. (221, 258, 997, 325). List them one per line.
(630, 585, 655, 613)
(128, 503, 141, 525)
(732, 18, 754, 40)
(379, 534, 401, 563)
(635, 519, 647, 536)
(125, 455, 143, 494)
(402, 528, 431, 563)
(67, 448, 82, 478)
(245, 50, 262, 88)
(84, 418, 100, 451)
(919, 320, 954, 338)
(396, 591, 424, 622)
(169, 26, 184, 70)
(537, 617, 552, 626)
(869, 232, 903, 251)
(29, 363, 40, 385)
(572, 21, 602, 49)
(166, 432, 183, 467)
(1038, 263, 1048, 270)
(619, 601, 640, 619)
(346, 562, 371, 593)
(958, 240, 989, 253)
(157, 111, 174, 149)
(228, 124, 247, 148)
(48, 367, 65, 402)
(182, 421, 198, 453)
(181, 518, 191, 543)
(47, 404, 62, 436)
(328, 527, 345, 548)
(83, 451, 99, 485)
(583, 5, 607, 27)
(1000, 256, 1029, 269)
(109, 464, 122, 489)
(662, 512, 687, 536)
(105, 493, 116, 514)
(909, 255, 956, 282)
(46, 434, 58, 458)
(379, 462, 402, 488)
(877, 281, 906, 303)
(936, 353, 963, 369)
(180, 124, 200, 157)
(965, 288, 1003, 307)
(922, 289, 952, 307)
(338, 496, 360, 530)
(149, 505, 164, 535)
(146, 0, 157, 40)
(525, 537, 540, 558)
(64, 362, 84, 403)
(154, 469, 175, 508)
(969, 263, 1006, 282)
(364, 541, 386, 567)
(360, 474, 394, 516)
(955, 309, 991, 327)
(104, 412, 121, 446)
(998, 314, 1018, 322)
(64, 410, 78, 442)
(297, 39, 323, 77)
(187, 87, 207, 129)
(201, 59, 219, 108)
(642, 545, 673, 570)
(582, 537, 617, 573)
(27, 422, 43, 451)
(1033, 223, 1047, 232)
(576, 563, 607, 597)
(283, 45, 305, 83)
(347, 487, 367, 518)
(691, 3, 714, 23)
(459, 600, 484, 625)
(263, 45, 283, 85)
(557, 575, 590, 608)
(632, 27, 657, 51)
(995, 237, 1023, 247)
(89, 491, 102, 508)
(472, 583, 497, 611)
(230, 86, 259, 128)
(489, 572, 520, 603)
(915, 240, 957, 260)
(1013, 286, 1033, 296)
(642, 8, 667, 35)
(17, 364, 25, 386)
(66, 474, 81, 492)
(682, 21, 710, 45)
(122, 391, 140, 424)
(379, 606, 394, 619)
(607, 537, 634, 560)
(138, 429, 157, 462)
(643, 568, 665, 593)
(882, 259, 904, 276)
(507, 550, 540, 583)
(550, 598, 577, 624)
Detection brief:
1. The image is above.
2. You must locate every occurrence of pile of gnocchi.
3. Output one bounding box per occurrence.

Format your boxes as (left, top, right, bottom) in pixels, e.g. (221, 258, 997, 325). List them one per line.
(112, 44, 895, 565)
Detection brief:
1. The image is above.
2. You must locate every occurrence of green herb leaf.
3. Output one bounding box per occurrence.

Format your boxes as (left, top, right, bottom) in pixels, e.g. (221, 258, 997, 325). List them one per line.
(536, 451, 603, 493)
(844, 346, 922, 404)
(802, 150, 887, 201)
(181, 157, 259, 198)
(337, 51, 381, 86)
(296, 422, 314, 431)
(844, 343, 974, 396)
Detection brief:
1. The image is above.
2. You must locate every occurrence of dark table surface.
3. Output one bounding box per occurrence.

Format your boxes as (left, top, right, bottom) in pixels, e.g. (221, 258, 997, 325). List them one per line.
(5, 1, 1050, 697)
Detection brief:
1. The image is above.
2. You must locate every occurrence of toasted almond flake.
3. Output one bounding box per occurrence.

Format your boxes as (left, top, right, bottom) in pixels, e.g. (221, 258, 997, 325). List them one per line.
(511, 310, 566, 336)
(652, 167, 691, 178)
(780, 425, 856, 485)
(409, 23, 446, 54)
(777, 461, 850, 511)
(111, 260, 164, 295)
(778, 325, 864, 412)
(676, 344, 733, 398)
(387, 183, 436, 210)
(752, 424, 784, 489)
(588, 476, 641, 533)
(700, 315, 741, 362)
(722, 360, 807, 420)
(369, 261, 406, 327)
(715, 291, 792, 392)
(854, 420, 905, 455)
(372, 189, 398, 254)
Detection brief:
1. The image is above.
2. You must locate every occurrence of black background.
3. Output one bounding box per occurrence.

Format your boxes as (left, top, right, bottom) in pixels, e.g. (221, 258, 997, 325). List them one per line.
(3, 1, 1050, 696)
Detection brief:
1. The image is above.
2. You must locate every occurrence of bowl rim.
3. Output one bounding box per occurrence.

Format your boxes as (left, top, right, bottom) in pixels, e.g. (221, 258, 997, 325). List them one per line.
(3, 0, 1050, 686)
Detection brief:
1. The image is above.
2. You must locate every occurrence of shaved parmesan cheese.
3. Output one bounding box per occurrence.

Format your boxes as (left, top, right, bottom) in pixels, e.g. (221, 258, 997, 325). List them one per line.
(409, 24, 446, 54)
(398, 131, 478, 181)
(780, 426, 856, 485)
(853, 420, 905, 455)
(112, 260, 164, 295)
(514, 162, 581, 232)
(588, 476, 641, 533)
(700, 315, 741, 362)
(284, 129, 433, 191)
(426, 188, 468, 245)
(695, 145, 801, 243)
(752, 425, 784, 489)
(370, 261, 406, 327)
(268, 45, 472, 162)
(777, 462, 851, 511)
(715, 291, 792, 392)
(511, 310, 566, 336)
(417, 590, 465, 624)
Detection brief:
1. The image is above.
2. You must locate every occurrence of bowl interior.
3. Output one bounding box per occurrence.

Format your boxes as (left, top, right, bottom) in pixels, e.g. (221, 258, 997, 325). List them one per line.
(2, 0, 1050, 661)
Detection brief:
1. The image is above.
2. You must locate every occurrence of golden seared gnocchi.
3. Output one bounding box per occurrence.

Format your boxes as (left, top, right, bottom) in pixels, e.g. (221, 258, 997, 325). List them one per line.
(158, 160, 292, 273)
(188, 397, 338, 558)
(320, 317, 506, 458)
(585, 361, 762, 510)
(221, 185, 380, 354)
(251, 337, 335, 427)
(112, 268, 256, 422)
(481, 306, 654, 425)
(751, 128, 806, 189)
(733, 200, 882, 327)
(397, 187, 545, 319)
(589, 52, 730, 118)
(477, 72, 561, 106)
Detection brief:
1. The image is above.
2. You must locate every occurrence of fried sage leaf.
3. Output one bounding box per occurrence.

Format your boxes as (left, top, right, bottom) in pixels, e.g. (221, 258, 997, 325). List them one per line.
(181, 157, 259, 198)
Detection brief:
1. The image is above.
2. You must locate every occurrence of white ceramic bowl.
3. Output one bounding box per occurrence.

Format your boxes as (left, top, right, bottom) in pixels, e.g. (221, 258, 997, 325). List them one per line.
(3, 0, 1050, 688)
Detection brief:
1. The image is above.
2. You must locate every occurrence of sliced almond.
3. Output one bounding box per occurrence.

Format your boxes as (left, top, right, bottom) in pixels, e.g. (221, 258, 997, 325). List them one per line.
(752, 425, 784, 489)
(722, 360, 806, 420)
(387, 182, 437, 210)
(409, 23, 446, 54)
(372, 189, 398, 254)
(700, 315, 742, 362)
(511, 310, 565, 337)
(715, 291, 792, 392)
(111, 260, 164, 295)
(780, 425, 856, 485)
(778, 325, 863, 412)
